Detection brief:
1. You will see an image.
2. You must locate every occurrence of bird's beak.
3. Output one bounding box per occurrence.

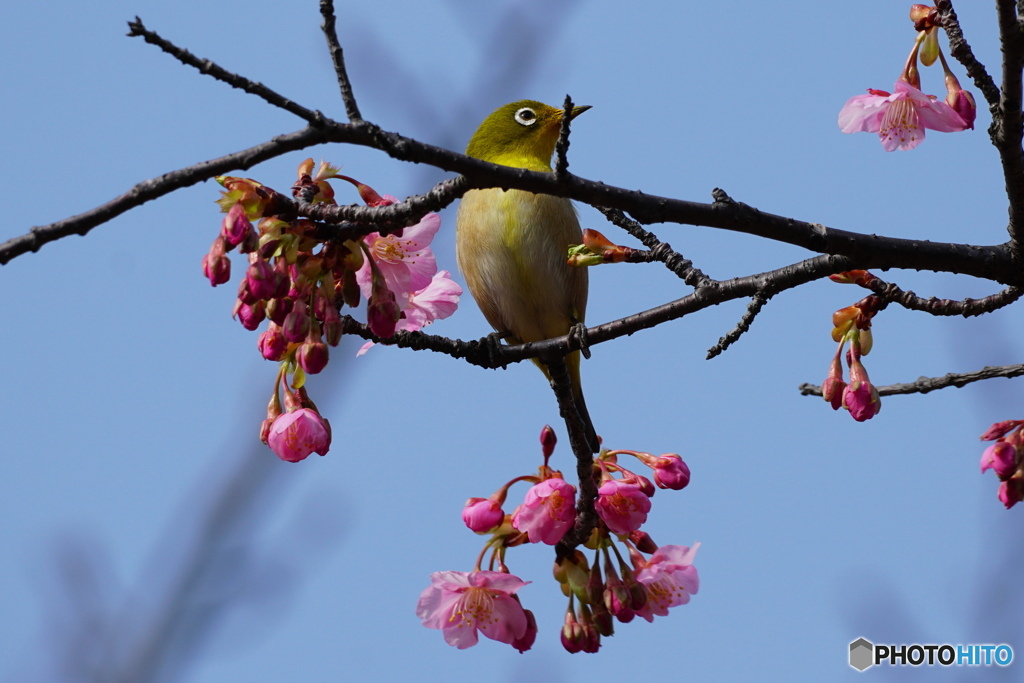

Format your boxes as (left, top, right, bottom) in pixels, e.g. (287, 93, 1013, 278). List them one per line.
(568, 105, 592, 120)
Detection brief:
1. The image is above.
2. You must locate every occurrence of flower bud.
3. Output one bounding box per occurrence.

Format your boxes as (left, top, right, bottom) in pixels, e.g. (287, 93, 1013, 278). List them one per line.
(236, 301, 266, 331)
(297, 339, 329, 374)
(461, 497, 505, 533)
(540, 424, 557, 458)
(653, 454, 691, 490)
(282, 302, 310, 343)
(258, 323, 288, 361)
(221, 203, 253, 247)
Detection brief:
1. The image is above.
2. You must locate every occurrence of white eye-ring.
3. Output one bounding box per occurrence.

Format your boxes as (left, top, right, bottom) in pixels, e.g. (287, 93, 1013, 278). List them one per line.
(514, 107, 538, 126)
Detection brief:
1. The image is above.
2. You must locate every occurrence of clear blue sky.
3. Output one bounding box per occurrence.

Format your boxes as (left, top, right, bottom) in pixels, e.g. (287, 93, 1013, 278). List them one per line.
(2, 1, 1021, 680)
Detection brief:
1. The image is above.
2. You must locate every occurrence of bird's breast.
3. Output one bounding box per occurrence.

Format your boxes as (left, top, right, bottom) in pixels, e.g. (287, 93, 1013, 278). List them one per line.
(456, 188, 588, 343)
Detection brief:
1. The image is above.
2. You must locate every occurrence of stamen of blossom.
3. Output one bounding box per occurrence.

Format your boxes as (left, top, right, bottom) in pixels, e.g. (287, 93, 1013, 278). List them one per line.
(416, 570, 530, 650)
(839, 80, 970, 151)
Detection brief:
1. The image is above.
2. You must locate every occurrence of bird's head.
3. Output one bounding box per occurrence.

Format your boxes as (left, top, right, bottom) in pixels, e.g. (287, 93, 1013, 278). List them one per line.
(465, 100, 591, 171)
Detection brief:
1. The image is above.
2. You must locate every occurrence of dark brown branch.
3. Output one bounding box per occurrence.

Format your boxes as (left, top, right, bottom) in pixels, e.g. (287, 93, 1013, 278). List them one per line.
(799, 363, 1024, 397)
(126, 18, 325, 126)
(993, 0, 1024, 251)
(554, 95, 574, 179)
(0, 127, 327, 266)
(706, 292, 770, 360)
(338, 253, 856, 370)
(319, 0, 363, 122)
(8, 111, 1017, 282)
(864, 279, 1024, 316)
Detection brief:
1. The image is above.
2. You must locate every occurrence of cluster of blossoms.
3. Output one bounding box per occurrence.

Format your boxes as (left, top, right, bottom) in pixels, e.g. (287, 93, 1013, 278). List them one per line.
(202, 159, 460, 462)
(417, 426, 697, 653)
(821, 271, 883, 422)
(839, 4, 975, 151)
(979, 421, 1024, 509)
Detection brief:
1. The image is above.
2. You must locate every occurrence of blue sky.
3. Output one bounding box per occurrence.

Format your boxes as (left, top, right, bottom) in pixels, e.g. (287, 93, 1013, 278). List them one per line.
(1, 1, 1021, 680)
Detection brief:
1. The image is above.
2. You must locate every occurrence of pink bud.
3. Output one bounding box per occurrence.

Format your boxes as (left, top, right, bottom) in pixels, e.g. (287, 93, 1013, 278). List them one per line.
(258, 323, 288, 361)
(462, 497, 505, 533)
(540, 425, 557, 458)
(980, 420, 1022, 442)
(236, 301, 266, 331)
(367, 287, 400, 338)
(201, 251, 231, 287)
(980, 441, 1018, 478)
(282, 302, 310, 343)
(297, 339, 329, 374)
(842, 357, 881, 422)
(947, 88, 976, 130)
(653, 454, 690, 490)
(221, 203, 253, 247)
(512, 608, 538, 653)
(998, 479, 1024, 509)
(266, 408, 332, 462)
(246, 259, 281, 300)
(266, 297, 293, 326)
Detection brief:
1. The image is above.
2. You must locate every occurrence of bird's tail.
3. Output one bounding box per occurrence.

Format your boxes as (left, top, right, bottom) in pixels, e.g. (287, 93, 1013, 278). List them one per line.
(566, 351, 601, 454)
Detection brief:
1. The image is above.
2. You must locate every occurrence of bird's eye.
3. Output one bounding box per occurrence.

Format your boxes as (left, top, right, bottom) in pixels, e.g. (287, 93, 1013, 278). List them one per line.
(514, 107, 537, 126)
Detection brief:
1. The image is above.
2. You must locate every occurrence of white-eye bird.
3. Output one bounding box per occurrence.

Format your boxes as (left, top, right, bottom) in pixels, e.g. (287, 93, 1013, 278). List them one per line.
(456, 100, 599, 451)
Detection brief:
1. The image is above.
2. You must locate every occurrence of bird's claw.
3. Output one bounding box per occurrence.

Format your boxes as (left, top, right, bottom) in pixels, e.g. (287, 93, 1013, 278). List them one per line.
(568, 322, 591, 359)
(483, 331, 506, 369)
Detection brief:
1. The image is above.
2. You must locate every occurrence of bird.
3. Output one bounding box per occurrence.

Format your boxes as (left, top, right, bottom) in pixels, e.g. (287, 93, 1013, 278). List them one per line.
(455, 100, 599, 452)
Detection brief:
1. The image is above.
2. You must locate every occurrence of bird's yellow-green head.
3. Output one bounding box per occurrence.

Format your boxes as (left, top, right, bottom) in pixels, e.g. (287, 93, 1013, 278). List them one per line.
(465, 100, 591, 172)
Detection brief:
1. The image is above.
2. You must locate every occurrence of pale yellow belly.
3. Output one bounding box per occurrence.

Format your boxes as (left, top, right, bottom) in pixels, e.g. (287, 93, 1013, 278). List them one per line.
(455, 188, 588, 344)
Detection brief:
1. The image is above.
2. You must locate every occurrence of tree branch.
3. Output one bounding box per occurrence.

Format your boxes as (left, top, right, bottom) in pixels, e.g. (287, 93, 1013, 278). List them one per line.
(126, 18, 325, 126)
(799, 363, 1024, 397)
(0, 127, 328, 266)
(319, 0, 363, 122)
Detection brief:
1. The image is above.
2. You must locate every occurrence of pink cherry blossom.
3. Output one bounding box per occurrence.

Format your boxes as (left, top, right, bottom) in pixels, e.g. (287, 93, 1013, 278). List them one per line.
(355, 212, 440, 300)
(595, 479, 651, 535)
(635, 543, 700, 622)
(462, 497, 505, 533)
(266, 408, 331, 462)
(398, 270, 462, 331)
(838, 80, 970, 151)
(511, 478, 576, 545)
(416, 570, 530, 649)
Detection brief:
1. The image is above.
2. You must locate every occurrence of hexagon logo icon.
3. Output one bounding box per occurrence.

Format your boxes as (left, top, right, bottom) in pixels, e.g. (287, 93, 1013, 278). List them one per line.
(849, 638, 874, 671)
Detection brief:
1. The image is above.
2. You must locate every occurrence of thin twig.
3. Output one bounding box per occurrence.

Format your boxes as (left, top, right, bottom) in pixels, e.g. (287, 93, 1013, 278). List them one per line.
(319, 0, 363, 122)
(706, 292, 771, 359)
(596, 207, 711, 287)
(0, 127, 327, 265)
(554, 94, 574, 179)
(126, 18, 325, 126)
(864, 279, 1024, 317)
(799, 363, 1024, 397)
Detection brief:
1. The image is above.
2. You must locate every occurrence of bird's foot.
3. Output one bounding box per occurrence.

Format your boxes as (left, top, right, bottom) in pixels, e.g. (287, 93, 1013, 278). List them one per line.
(568, 322, 591, 359)
(483, 331, 507, 369)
